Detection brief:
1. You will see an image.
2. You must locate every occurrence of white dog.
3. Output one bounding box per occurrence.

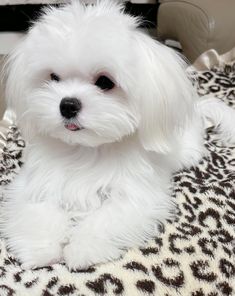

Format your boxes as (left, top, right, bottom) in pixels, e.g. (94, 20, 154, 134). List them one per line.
(1, 0, 234, 270)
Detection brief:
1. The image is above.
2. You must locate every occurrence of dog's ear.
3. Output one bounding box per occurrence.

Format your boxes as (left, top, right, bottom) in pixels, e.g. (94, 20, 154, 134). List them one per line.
(3, 38, 38, 141)
(134, 33, 195, 154)
(4, 43, 25, 114)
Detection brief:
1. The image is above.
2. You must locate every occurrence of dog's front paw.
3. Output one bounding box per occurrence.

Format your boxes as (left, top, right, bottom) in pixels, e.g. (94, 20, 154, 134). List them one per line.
(63, 237, 125, 270)
(10, 240, 63, 270)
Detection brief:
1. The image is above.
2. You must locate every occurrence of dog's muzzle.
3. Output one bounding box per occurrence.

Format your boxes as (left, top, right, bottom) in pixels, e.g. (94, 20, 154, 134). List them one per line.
(60, 97, 83, 131)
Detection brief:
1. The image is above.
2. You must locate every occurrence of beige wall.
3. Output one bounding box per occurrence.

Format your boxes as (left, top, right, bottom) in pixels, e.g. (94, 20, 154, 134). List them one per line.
(0, 55, 6, 119)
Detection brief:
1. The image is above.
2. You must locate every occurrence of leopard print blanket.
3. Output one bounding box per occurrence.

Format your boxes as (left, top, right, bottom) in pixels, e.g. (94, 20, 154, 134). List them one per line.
(0, 62, 234, 296)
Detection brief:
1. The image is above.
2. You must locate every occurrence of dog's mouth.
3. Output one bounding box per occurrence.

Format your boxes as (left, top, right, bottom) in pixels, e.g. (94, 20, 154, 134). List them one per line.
(64, 123, 83, 131)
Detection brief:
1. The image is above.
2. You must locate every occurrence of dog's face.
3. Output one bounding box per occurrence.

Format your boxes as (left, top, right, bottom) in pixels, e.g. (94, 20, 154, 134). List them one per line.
(5, 1, 194, 152)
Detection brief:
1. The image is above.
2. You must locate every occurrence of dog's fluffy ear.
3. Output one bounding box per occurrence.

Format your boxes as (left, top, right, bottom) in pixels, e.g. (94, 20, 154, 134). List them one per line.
(4, 43, 25, 114)
(134, 33, 195, 154)
(3, 37, 38, 141)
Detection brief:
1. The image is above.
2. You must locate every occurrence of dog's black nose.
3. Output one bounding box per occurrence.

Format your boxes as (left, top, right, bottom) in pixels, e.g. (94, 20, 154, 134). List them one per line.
(60, 97, 82, 119)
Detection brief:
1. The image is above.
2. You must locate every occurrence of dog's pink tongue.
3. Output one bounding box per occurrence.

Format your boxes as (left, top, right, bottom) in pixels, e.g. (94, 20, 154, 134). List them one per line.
(65, 123, 79, 131)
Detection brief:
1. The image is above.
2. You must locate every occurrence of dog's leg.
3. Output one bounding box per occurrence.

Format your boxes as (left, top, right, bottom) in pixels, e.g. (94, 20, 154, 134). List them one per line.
(173, 118, 206, 170)
(63, 184, 172, 270)
(1, 201, 69, 269)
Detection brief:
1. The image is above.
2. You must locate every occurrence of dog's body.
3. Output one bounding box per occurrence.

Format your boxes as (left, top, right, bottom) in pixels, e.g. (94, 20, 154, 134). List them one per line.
(1, 1, 234, 270)
(2, 123, 204, 269)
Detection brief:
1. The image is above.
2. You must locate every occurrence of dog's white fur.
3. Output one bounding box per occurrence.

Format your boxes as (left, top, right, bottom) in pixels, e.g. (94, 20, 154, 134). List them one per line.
(1, 0, 234, 270)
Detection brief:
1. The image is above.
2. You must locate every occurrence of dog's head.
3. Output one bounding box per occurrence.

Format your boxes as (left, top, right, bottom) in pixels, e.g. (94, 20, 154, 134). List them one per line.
(5, 0, 194, 152)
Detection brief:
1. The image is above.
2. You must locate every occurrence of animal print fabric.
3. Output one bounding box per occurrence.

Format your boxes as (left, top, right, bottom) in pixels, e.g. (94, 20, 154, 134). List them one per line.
(0, 62, 234, 296)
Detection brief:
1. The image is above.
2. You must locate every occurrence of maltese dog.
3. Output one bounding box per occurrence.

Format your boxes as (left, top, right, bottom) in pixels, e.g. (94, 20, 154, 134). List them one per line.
(1, 0, 234, 270)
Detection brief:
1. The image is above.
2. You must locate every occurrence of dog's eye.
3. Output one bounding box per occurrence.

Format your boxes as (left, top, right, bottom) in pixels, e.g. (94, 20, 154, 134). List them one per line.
(95, 75, 115, 91)
(50, 73, 60, 82)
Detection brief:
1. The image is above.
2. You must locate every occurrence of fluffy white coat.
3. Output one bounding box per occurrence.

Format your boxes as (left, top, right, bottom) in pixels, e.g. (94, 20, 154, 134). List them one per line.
(1, 0, 235, 270)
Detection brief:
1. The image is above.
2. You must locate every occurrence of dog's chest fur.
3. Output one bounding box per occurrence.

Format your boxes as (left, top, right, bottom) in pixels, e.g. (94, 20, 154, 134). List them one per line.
(22, 136, 160, 215)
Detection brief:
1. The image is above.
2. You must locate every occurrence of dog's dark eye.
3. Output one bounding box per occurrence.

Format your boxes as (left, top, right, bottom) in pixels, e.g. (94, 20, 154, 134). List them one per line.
(95, 75, 115, 91)
(50, 73, 60, 82)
